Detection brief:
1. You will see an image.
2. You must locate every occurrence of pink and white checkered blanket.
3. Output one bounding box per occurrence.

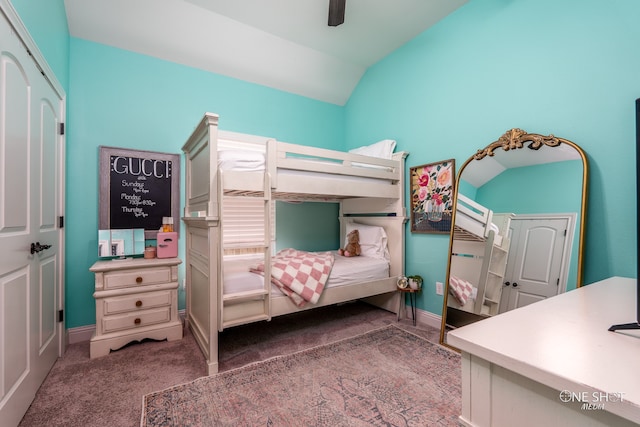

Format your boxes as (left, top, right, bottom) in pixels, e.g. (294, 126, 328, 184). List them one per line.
(250, 249, 334, 307)
(449, 275, 475, 306)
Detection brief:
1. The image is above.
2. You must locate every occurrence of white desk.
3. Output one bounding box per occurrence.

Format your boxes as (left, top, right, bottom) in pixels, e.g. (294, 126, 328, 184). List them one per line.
(448, 277, 640, 427)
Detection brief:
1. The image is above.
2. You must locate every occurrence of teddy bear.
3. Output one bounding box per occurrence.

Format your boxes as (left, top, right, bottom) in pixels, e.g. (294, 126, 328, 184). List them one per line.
(338, 229, 361, 257)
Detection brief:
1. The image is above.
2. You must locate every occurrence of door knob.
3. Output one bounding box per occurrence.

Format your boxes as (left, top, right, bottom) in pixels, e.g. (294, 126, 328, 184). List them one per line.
(504, 281, 510, 287)
(30, 242, 52, 254)
(512, 282, 518, 287)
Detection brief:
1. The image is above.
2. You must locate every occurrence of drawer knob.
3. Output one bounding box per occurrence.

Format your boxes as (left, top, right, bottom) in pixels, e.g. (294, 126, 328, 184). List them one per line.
(135, 300, 142, 307)
(134, 318, 141, 325)
(136, 276, 143, 284)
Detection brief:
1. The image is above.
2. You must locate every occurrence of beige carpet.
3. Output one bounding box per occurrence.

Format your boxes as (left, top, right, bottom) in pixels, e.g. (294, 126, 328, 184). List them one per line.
(142, 325, 461, 426)
(19, 302, 447, 427)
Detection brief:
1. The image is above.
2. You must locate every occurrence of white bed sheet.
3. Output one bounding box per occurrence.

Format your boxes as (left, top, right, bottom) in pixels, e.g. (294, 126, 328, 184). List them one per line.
(223, 251, 389, 295)
(325, 252, 390, 287)
(218, 150, 265, 171)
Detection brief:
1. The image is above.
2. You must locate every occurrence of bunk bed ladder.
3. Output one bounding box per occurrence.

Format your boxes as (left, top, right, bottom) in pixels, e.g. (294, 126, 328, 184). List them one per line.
(218, 171, 272, 330)
(473, 230, 507, 316)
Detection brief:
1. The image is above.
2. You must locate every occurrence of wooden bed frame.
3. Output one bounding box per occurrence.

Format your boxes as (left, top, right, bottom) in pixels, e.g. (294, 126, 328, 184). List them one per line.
(181, 113, 408, 374)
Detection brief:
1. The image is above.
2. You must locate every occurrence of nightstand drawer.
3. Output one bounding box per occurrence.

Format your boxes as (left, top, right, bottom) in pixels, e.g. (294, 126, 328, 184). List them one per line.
(89, 257, 182, 358)
(102, 307, 172, 334)
(103, 266, 173, 290)
(102, 290, 172, 315)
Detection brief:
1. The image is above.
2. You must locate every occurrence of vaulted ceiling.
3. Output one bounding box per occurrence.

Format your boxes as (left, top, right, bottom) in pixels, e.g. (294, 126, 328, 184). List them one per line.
(64, 0, 467, 105)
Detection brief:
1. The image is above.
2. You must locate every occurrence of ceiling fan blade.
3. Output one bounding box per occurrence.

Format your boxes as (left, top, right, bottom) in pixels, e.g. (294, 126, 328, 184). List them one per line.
(328, 0, 345, 27)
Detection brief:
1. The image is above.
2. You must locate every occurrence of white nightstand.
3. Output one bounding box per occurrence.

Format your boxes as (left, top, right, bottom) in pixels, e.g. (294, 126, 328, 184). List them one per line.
(89, 257, 183, 358)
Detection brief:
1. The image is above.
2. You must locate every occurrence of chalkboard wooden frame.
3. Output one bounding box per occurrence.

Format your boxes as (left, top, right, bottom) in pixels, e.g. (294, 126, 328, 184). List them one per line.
(99, 146, 180, 240)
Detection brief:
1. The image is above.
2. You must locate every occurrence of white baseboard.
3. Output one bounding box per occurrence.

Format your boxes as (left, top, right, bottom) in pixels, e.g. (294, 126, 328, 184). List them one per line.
(67, 309, 188, 344)
(68, 309, 439, 344)
(398, 305, 442, 330)
(418, 308, 443, 330)
(67, 325, 94, 344)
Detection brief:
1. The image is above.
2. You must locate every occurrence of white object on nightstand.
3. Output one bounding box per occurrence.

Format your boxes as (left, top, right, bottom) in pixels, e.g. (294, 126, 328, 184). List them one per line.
(89, 257, 183, 358)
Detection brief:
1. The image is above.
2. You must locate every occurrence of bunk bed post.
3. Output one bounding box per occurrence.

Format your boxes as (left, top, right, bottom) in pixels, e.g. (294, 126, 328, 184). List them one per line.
(393, 151, 409, 218)
(267, 138, 277, 189)
(182, 112, 222, 375)
(263, 172, 273, 320)
(217, 171, 226, 331)
(182, 217, 220, 375)
(182, 112, 220, 218)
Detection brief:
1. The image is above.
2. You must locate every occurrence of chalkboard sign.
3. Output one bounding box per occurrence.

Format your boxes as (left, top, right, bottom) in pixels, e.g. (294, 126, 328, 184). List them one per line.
(99, 146, 180, 239)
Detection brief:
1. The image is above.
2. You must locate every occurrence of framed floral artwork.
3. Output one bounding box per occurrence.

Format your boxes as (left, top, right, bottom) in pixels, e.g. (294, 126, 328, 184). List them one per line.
(410, 159, 455, 234)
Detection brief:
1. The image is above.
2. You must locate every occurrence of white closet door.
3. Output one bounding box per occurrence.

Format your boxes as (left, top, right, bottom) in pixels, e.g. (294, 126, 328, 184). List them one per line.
(503, 217, 569, 312)
(0, 8, 64, 426)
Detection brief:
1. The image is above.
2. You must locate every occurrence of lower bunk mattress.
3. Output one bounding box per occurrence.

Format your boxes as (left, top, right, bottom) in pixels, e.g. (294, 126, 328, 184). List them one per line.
(223, 251, 390, 298)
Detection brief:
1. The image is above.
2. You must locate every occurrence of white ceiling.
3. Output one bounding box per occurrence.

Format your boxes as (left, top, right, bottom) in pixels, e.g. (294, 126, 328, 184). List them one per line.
(462, 142, 584, 188)
(63, 0, 467, 105)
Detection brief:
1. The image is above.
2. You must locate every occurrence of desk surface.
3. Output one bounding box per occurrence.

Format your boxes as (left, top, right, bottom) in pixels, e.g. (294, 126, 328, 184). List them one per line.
(448, 277, 640, 423)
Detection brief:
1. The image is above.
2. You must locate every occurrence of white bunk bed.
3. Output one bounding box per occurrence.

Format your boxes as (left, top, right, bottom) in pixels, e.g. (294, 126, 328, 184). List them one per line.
(182, 113, 408, 374)
(453, 194, 502, 246)
(448, 194, 511, 318)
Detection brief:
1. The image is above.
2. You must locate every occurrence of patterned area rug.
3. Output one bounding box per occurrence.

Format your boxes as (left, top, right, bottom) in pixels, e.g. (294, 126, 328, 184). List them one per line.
(141, 325, 461, 426)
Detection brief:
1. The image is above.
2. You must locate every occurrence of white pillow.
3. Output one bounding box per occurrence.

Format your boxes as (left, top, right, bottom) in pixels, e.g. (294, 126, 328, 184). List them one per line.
(348, 139, 396, 159)
(344, 222, 389, 260)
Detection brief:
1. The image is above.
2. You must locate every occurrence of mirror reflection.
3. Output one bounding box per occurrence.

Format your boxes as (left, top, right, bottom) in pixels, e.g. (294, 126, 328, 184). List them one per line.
(440, 129, 588, 347)
(98, 229, 145, 258)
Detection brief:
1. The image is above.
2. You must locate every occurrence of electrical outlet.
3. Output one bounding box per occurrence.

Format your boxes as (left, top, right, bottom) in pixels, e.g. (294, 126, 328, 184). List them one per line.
(435, 281, 444, 295)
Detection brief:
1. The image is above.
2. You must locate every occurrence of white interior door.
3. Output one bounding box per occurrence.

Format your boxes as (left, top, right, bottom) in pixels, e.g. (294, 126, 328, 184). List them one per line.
(501, 217, 570, 312)
(0, 8, 64, 426)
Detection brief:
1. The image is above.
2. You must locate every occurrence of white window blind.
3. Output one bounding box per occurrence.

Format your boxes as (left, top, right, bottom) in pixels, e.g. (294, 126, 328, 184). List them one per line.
(219, 133, 273, 255)
(222, 197, 275, 255)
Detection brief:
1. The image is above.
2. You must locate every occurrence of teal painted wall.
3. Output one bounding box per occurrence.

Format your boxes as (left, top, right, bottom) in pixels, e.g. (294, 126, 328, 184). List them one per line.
(457, 180, 477, 201)
(477, 161, 583, 215)
(345, 0, 640, 316)
(276, 202, 340, 252)
(65, 39, 344, 328)
(12, 0, 640, 328)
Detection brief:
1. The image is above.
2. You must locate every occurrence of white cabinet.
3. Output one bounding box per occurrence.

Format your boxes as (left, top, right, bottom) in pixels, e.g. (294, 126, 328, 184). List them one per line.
(448, 277, 640, 427)
(89, 257, 183, 358)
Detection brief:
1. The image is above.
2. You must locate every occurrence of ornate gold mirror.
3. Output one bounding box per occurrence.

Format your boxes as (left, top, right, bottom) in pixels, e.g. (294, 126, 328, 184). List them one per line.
(439, 129, 588, 349)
